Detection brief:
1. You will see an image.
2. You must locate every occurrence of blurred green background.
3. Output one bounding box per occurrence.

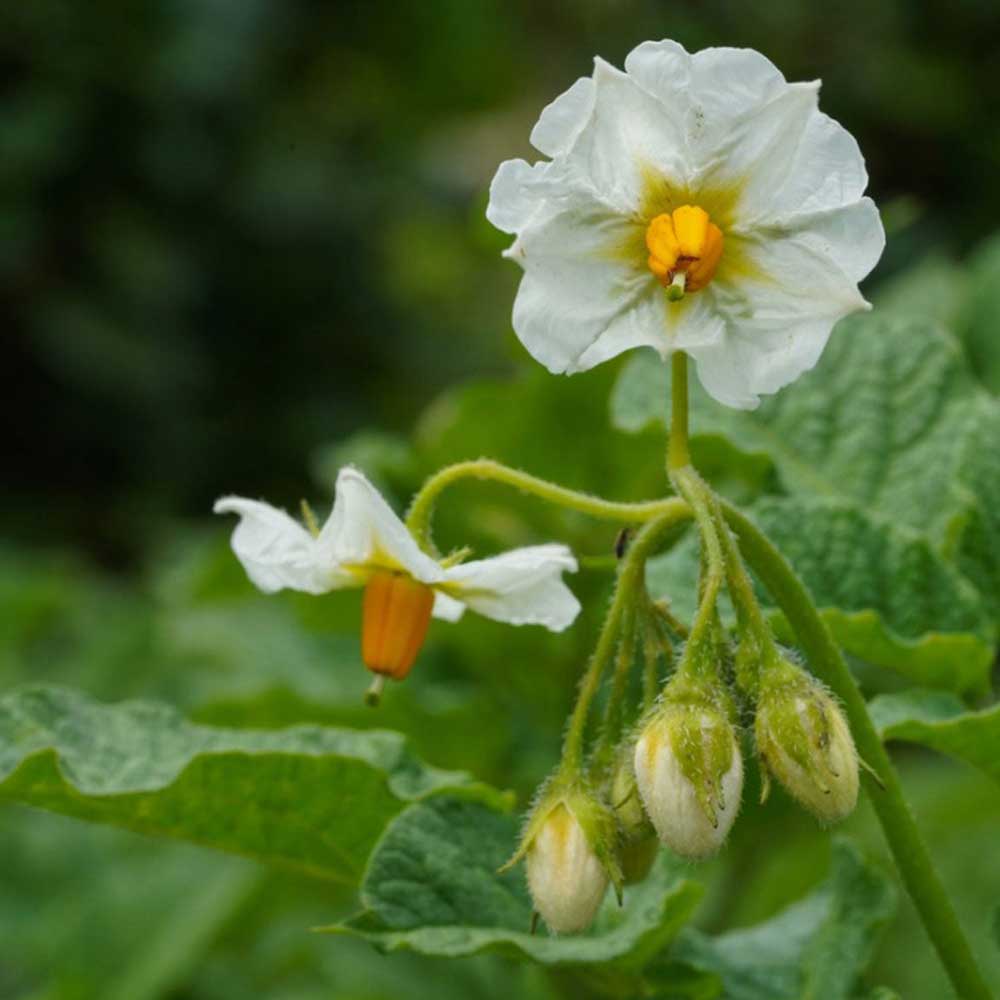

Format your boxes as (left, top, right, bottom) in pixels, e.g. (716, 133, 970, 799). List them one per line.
(4, 1, 1000, 998)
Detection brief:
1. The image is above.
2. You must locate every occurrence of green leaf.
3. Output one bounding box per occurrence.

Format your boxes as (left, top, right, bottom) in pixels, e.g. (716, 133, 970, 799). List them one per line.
(611, 314, 1000, 625)
(0, 685, 510, 886)
(647, 497, 994, 694)
(670, 839, 895, 1000)
(330, 795, 702, 974)
(869, 689, 1000, 786)
(957, 233, 1000, 395)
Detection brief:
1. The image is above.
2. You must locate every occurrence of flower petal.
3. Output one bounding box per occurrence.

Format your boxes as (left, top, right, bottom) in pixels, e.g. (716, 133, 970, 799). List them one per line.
(509, 196, 649, 373)
(441, 545, 580, 632)
(213, 496, 351, 595)
(574, 284, 724, 370)
(431, 590, 466, 623)
(486, 158, 554, 234)
(530, 76, 595, 158)
(562, 57, 689, 212)
(325, 468, 444, 585)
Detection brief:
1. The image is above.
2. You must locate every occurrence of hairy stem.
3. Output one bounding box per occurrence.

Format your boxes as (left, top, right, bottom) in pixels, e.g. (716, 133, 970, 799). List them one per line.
(405, 459, 681, 553)
(560, 510, 690, 776)
(720, 500, 993, 1000)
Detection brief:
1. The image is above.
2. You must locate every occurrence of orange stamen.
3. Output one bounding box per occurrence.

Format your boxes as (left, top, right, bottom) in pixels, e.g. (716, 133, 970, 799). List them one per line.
(361, 571, 435, 680)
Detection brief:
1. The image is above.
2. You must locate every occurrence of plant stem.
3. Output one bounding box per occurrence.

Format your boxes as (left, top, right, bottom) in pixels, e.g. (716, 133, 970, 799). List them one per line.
(720, 500, 994, 1000)
(668, 352, 691, 471)
(670, 466, 724, 648)
(560, 510, 690, 775)
(590, 604, 636, 779)
(405, 459, 682, 553)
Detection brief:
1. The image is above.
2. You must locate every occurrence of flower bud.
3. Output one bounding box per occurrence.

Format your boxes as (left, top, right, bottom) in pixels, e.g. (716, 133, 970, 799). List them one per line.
(525, 802, 609, 933)
(754, 662, 858, 824)
(504, 779, 621, 934)
(610, 752, 658, 884)
(610, 751, 652, 842)
(634, 686, 743, 860)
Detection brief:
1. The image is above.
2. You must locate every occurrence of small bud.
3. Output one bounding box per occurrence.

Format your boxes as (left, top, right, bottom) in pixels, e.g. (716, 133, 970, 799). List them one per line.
(610, 752, 658, 884)
(505, 780, 621, 934)
(525, 802, 609, 934)
(634, 683, 743, 860)
(610, 752, 652, 842)
(755, 662, 858, 824)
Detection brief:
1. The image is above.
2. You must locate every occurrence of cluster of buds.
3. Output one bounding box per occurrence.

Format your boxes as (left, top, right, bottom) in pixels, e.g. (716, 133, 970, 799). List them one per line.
(518, 619, 860, 935)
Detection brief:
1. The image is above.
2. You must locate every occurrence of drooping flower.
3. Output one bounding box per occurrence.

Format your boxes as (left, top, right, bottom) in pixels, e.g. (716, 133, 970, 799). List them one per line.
(215, 467, 580, 684)
(487, 40, 884, 409)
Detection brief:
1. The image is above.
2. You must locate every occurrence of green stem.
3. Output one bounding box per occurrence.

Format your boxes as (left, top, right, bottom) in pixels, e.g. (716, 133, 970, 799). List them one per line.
(720, 500, 993, 1000)
(668, 352, 691, 471)
(670, 466, 724, 649)
(591, 604, 637, 779)
(405, 459, 681, 553)
(560, 510, 691, 775)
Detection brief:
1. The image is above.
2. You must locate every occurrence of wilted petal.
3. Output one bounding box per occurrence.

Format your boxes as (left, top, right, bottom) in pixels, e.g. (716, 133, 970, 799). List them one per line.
(442, 544, 580, 631)
(214, 496, 351, 594)
(324, 468, 444, 585)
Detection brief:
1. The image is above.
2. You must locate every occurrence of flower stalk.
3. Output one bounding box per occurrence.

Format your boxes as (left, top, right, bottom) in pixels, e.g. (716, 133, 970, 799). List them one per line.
(720, 501, 994, 1000)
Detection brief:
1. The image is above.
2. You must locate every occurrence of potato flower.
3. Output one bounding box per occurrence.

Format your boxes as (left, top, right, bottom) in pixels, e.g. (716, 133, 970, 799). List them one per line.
(487, 40, 884, 408)
(215, 467, 580, 685)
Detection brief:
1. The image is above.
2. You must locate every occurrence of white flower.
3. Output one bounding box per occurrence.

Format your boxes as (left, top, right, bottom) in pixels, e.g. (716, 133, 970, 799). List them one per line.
(525, 803, 609, 934)
(487, 40, 884, 409)
(214, 467, 580, 680)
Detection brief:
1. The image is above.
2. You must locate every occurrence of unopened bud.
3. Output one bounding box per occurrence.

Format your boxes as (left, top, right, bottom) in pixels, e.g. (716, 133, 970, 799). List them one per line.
(610, 752, 652, 841)
(525, 802, 609, 933)
(505, 780, 621, 934)
(755, 662, 858, 824)
(610, 752, 658, 884)
(634, 686, 743, 860)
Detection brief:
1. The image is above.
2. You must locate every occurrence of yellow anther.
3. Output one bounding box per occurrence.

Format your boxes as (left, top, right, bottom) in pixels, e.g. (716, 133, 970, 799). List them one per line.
(361, 570, 435, 680)
(645, 205, 724, 298)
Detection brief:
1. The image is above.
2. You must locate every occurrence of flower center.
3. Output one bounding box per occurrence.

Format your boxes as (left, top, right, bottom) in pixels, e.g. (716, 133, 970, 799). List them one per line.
(645, 205, 724, 300)
(361, 570, 435, 680)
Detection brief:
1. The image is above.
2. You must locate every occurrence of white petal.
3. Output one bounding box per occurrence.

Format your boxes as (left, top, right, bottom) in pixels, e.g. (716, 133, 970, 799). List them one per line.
(486, 159, 553, 234)
(530, 76, 595, 158)
(213, 496, 351, 595)
(509, 197, 649, 373)
(325, 468, 444, 585)
(750, 197, 885, 285)
(760, 109, 870, 218)
(689, 221, 873, 408)
(562, 57, 690, 212)
(431, 590, 466, 623)
(689, 316, 833, 410)
(574, 285, 724, 370)
(442, 545, 580, 632)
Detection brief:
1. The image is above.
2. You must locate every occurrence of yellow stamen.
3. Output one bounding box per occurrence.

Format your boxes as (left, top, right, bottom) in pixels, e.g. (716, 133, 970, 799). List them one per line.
(645, 205, 724, 296)
(361, 570, 435, 680)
